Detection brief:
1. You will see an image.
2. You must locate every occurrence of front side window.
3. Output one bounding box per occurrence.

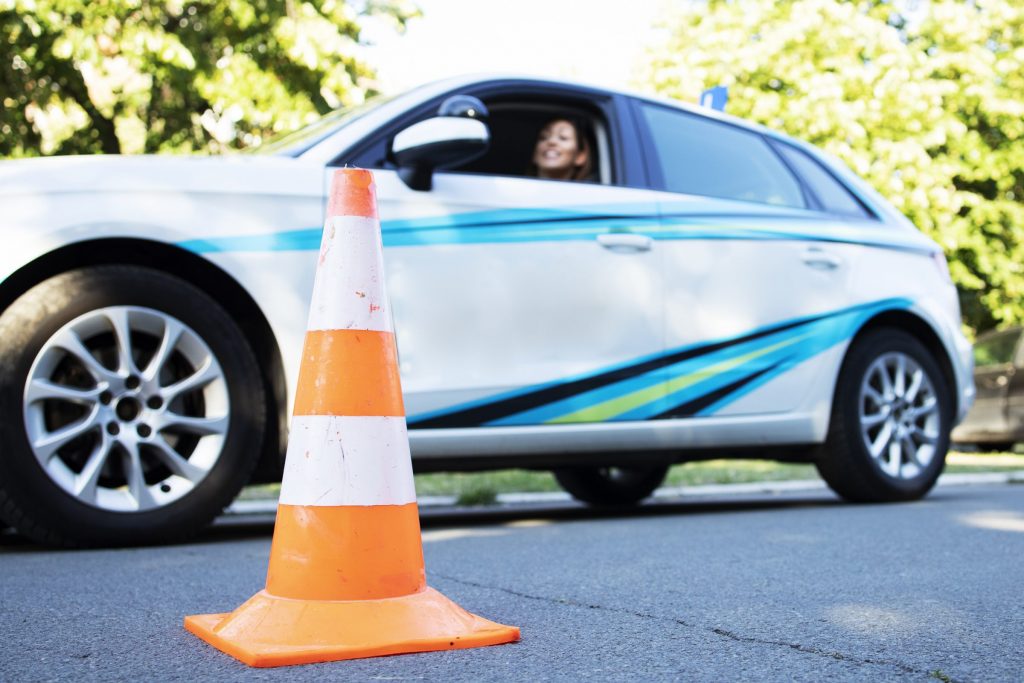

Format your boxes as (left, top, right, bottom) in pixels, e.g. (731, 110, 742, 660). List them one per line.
(974, 329, 1022, 367)
(448, 102, 610, 184)
(640, 103, 804, 208)
(348, 96, 614, 185)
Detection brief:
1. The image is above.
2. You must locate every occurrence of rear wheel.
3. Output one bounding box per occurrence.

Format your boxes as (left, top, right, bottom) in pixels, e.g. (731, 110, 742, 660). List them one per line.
(554, 464, 669, 506)
(816, 328, 951, 502)
(0, 266, 266, 547)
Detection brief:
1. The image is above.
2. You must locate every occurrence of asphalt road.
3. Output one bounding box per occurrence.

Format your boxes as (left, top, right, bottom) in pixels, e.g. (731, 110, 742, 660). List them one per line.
(2, 483, 1022, 682)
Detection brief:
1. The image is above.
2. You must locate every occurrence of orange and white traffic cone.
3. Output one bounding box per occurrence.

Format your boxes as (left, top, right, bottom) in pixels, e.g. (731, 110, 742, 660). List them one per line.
(184, 168, 520, 667)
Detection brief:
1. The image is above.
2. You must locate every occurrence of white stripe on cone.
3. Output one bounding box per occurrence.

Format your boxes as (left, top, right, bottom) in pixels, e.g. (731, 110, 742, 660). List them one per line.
(307, 215, 392, 333)
(279, 416, 416, 507)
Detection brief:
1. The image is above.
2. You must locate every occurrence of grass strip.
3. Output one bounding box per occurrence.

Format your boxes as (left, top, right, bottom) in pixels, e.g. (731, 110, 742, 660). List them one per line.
(239, 450, 1024, 501)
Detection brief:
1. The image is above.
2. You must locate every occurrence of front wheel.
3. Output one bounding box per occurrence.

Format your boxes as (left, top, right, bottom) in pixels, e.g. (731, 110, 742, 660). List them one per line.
(816, 328, 952, 502)
(0, 266, 266, 547)
(554, 464, 669, 506)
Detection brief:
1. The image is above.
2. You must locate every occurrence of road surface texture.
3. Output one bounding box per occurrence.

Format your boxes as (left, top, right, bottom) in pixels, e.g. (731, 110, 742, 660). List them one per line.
(2, 483, 1022, 682)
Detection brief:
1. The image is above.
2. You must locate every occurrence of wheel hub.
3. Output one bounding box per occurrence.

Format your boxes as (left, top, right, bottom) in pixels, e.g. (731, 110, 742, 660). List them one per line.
(115, 394, 142, 422)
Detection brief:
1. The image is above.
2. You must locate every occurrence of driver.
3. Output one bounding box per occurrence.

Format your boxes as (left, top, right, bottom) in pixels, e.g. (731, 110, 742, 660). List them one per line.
(530, 117, 593, 181)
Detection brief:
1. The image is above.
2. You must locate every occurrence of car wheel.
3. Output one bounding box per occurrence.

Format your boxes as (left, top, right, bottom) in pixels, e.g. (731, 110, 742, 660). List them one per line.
(816, 328, 951, 502)
(0, 266, 266, 547)
(553, 464, 669, 506)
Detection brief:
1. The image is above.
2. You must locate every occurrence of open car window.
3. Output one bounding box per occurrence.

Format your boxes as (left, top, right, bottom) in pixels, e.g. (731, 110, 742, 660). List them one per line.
(343, 92, 616, 186)
(447, 102, 612, 185)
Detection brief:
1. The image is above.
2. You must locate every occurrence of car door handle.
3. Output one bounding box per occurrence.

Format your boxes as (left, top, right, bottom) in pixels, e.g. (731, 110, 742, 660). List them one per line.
(597, 233, 653, 253)
(801, 247, 842, 270)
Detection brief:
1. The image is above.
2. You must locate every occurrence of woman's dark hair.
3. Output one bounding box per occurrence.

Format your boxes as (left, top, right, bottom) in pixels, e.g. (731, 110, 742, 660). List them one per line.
(529, 116, 595, 181)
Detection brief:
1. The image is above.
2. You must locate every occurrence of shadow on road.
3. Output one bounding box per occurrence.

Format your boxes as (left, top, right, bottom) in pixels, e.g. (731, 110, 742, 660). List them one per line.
(6, 485, 991, 550)
(192, 491, 848, 544)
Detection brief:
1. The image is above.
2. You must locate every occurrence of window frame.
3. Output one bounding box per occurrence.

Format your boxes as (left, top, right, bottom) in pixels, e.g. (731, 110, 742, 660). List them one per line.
(338, 79, 647, 189)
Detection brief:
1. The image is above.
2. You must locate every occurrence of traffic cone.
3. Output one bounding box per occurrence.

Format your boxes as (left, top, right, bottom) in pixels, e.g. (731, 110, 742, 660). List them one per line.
(184, 168, 520, 667)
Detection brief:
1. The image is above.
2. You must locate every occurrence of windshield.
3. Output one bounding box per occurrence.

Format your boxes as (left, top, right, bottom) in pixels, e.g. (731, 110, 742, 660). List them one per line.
(250, 94, 394, 157)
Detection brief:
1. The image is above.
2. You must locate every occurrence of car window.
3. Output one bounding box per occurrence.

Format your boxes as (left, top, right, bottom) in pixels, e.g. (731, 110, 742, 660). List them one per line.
(773, 142, 872, 218)
(973, 329, 1022, 367)
(347, 97, 614, 185)
(450, 103, 609, 184)
(639, 103, 804, 208)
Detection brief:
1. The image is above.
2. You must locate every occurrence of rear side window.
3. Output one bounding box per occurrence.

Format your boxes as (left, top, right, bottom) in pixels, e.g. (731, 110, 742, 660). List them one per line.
(640, 103, 804, 208)
(774, 143, 871, 218)
(974, 329, 1022, 367)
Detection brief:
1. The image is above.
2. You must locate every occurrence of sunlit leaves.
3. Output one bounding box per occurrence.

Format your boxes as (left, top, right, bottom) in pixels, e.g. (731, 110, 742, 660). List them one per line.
(0, 0, 411, 156)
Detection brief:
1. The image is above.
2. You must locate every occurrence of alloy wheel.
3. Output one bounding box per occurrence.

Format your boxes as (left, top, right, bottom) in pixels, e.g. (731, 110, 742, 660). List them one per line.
(22, 306, 230, 512)
(858, 351, 940, 480)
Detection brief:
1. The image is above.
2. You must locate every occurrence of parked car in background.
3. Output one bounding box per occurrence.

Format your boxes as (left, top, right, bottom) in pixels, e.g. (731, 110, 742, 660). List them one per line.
(0, 75, 974, 547)
(952, 326, 1023, 450)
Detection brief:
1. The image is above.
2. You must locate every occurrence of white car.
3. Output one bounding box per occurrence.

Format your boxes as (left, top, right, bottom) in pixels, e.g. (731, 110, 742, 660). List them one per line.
(0, 75, 974, 546)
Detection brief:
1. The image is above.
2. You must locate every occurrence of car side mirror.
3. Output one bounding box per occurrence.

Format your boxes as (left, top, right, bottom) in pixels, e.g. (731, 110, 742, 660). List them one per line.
(391, 116, 490, 191)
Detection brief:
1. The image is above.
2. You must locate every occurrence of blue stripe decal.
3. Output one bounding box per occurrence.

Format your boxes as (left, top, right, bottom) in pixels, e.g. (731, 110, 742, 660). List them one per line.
(485, 326, 805, 425)
(407, 297, 913, 426)
(176, 205, 935, 254)
(179, 229, 322, 254)
(402, 302, 832, 426)
(692, 300, 901, 416)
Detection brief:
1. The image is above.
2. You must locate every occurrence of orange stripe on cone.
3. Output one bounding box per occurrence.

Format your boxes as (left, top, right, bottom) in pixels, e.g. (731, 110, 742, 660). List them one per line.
(266, 503, 425, 601)
(184, 167, 519, 667)
(293, 329, 405, 417)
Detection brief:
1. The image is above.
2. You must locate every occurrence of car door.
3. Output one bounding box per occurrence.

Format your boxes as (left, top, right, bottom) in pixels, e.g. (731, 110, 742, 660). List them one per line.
(1008, 332, 1024, 440)
(970, 329, 1021, 438)
(336, 90, 666, 429)
(633, 100, 861, 419)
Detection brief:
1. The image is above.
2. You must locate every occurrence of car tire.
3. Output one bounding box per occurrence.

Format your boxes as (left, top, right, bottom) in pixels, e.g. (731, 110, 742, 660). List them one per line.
(553, 464, 669, 506)
(0, 266, 266, 547)
(816, 328, 951, 503)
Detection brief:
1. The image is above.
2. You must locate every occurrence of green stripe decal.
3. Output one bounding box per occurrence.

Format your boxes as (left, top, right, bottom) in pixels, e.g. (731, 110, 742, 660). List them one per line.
(545, 333, 810, 424)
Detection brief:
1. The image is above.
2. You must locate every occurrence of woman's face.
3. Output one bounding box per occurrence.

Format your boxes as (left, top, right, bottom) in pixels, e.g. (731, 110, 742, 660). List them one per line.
(533, 119, 587, 179)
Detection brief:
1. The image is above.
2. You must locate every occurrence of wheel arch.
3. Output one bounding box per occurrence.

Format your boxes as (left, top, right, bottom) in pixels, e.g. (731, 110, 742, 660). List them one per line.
(844, 308, 959, 418)
(0, 238, 287, 483)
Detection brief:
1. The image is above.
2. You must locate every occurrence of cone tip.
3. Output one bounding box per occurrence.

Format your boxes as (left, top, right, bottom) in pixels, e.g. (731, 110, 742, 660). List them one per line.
(327, 167, 377, 220)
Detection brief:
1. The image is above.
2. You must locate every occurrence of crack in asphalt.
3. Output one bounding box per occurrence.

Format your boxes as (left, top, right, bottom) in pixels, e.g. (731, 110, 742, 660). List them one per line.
(432, 573, 955, 681)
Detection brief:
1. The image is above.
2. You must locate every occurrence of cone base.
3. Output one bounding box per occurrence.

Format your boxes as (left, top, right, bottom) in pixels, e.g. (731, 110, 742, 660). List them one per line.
(184, 587, 519, 668)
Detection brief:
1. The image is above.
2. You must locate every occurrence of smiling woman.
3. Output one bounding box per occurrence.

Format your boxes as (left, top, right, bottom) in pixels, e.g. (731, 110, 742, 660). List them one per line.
(530, 117, 594, 181)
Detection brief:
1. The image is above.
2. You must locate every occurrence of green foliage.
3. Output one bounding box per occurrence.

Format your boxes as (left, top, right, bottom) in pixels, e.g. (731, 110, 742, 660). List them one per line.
(454, 485, 498, 507)
(0, 0, 417, 156)
(642, 0, 1024, 332)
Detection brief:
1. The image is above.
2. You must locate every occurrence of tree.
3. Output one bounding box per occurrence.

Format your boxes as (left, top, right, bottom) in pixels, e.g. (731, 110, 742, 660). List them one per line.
(0, 0, 416, 156)
(642, 0, 1024, 333)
